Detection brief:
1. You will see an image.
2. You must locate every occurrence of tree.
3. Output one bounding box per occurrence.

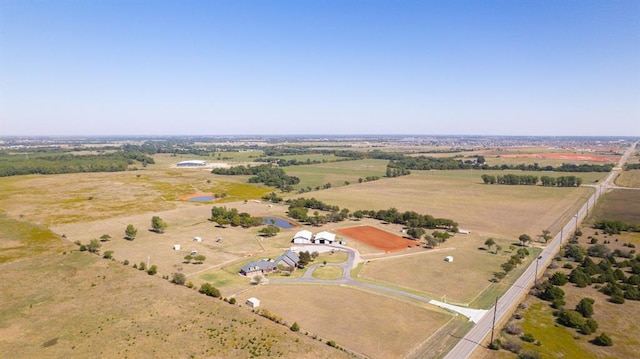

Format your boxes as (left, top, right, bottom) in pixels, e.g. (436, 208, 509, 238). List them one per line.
(424, 235, 438, 248)
(100, 234, 111, 242)
(576, 297, 595, 318)
(172, 272, 186, 285)
(87, 239, 101, 253)
(151, 216, 168, 233)
(407, 227, 426, 240)
(258, 225, 280, 237)
(147, 264, 158, 275)
(495, 244, 503, 254)
(484, 238, 496, 251)
(125, 224, 137, 240)
(593, 333, 613, 346)
(550, 272, 568, 286)
(519, 234, 532, 247)
(290, 322, 300, 332)
(540, 230, 552, 244)
(183, 255, 193, 264)
(199, 283, 221, 297)
(193, 254, 206, 264)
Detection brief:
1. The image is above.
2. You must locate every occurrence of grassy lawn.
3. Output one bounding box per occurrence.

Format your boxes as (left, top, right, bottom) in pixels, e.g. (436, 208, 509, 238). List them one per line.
(311, 265, 343, 279)
(284, 159, 388, 189)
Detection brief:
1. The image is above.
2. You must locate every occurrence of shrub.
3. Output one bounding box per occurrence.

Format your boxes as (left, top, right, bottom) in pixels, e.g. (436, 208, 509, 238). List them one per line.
(576, 298, 594, 318)
(557, 309, 585, 329)
(199, 283, 221, 298)
(609, 293, 625, 304)
(147, 265, 157, 275)
(102, 250, 114, 259)
(593, 333, 613, 346)
(518, 350, 541, 359)
(171, 272, 186, 285)
(580, 318, 598, 335)
(521, 333, 535, 343)
(79, 245, 87, 251)
(290, 322, 300, 332)
(326, 340, 337, 348)
(550, 272, 568, 286)
(502, 338, 523, 354)
(488, 339, 501, 350)
(228, 297, 236, 305)
(123, 259, 129, 265)
(506, 323, 523, 335)
(563, 263, 574, 269)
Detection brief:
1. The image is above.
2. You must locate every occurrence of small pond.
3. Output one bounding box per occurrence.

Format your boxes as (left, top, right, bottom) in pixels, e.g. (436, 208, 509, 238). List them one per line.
(261, 216, 296, 229)
(188, 195, 215, 202)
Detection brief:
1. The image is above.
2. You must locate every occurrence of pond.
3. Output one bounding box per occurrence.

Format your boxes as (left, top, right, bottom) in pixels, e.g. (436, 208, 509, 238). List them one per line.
(261, 216, 296, 229)
(188, 195, 215, 202)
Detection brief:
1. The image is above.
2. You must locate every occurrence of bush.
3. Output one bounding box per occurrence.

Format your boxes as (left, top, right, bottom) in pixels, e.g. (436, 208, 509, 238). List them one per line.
(228, 297, 236, 305)
(519, 350, 541, 359)
(199, 283, 221, 298)
(557, 309, 585, 329)
(123, 259, 129, 265)
(171, 272, 186, 285)
(580, 318, 598, 335)
(563, 263, 574, 269)
(102, 250, 114, 259)
(593, 333, 613, 346)
(521, 333, 535, 343)
(147, 265, 157, 275)
(326, 340, 337, 348)
(502, 338, 523, 354)
(290, 322, 300, 332)
(505, 323, 523, 335)
(488, 339, 501, 350)
(79, 245, 87, 251)
(550, 272, 568, 286)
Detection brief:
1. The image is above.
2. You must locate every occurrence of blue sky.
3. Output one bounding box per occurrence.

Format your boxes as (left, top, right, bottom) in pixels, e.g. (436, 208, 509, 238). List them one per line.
(1, 0, 638, 136)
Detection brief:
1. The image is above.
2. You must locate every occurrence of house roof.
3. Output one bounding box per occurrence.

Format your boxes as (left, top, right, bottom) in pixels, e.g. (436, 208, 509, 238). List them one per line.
(275, 250, 300, 267)
(293, 230, 313, 240)
(240, 259, 276, 273)
(315, 231, 336, 242)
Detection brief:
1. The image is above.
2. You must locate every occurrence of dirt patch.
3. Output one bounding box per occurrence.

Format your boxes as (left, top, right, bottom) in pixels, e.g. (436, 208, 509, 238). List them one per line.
(336, 225, 421, 252)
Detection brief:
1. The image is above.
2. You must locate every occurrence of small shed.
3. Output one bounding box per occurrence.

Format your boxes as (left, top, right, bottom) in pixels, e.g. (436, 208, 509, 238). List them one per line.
(246, 297, 260, 308)
(194, 236, 202, 242)
(173, 244, 181, 250)
(445, 256, 454, 262)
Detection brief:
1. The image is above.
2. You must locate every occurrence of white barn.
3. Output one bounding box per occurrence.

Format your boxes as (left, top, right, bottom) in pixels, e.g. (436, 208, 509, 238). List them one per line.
(173, 244, 181, 250)
(445, 256, 454, 262)
(246, 297, 260, 308)
(314, 231, 336, 244)
(177, 160, 206, 167)
(292, 230, 313, 244)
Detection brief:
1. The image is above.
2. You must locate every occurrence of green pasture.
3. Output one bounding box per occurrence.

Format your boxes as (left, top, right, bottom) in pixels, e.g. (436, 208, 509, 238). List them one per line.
(0, 212, 62, 263)
(311, 265, 343, 280)
(284, 159, 388, 188)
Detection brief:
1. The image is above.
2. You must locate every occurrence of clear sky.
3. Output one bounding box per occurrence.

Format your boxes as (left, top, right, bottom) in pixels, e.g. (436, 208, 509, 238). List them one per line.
(1, 0, 638, 137)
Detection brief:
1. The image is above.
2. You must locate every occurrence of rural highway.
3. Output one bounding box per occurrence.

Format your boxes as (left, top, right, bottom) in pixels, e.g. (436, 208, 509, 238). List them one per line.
(444, 141, 638, 359)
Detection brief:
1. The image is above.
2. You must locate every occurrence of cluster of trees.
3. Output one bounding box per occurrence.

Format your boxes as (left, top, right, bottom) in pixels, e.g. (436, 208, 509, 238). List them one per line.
(262, 192, 284, 203)
(258, 225, 280, 237)
(0, 149, 155, 177)
(286, 197, 350, 225)
(481, 174, 583, 187)
(212, 164, 300, 190)
(565, 251, 640, 303)
(494, 248, 531, 281)
(540, 175, 583, 187)
(481, 174, 540, 185)
(210, 206, 263, 228)
(625, 163, 640, 170)
(593, 219, 640, 234)
(151, 216, 168, 233)
(385, 166, 411, 177)
(184, 254, 207, 264)
(535, 271, 614, 346)
(353, 208, 458, 231)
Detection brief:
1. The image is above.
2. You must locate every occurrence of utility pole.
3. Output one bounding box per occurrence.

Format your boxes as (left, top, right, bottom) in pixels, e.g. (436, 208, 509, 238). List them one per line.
(490, 297, 498, 344)
(534, 255, 542, 286)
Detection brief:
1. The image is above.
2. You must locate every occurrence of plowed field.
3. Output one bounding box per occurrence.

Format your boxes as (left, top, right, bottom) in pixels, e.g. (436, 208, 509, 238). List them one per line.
(336, 225, 421, 252)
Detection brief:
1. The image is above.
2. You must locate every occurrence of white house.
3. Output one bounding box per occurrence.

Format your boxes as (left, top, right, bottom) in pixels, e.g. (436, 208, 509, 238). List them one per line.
(292, 230, 313, 244)
(445, 256, 454, 262)
(314, 231, 336, 244)
(173, 244, 181, 250)
(246, 297, 260, 308)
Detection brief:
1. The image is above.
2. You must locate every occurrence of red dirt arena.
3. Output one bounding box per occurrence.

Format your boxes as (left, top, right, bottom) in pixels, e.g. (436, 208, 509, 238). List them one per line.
(336, 225, 421, 253)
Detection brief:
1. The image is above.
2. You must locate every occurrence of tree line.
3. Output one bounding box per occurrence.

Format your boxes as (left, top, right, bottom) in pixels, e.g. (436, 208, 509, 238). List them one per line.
(210, 206, 263, 228)
(0, 149, 155, 177)
(212, 164, 300, 190)
(481, 174, 583, 187)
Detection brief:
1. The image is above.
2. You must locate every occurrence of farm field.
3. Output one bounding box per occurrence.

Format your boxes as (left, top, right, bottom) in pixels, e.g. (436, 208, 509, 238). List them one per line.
(615, 169, 640, 188)
(234, 285, 453, 359)
(0, 218, 347, 359)
(589, 189, 640, 225)
(1, 139, 632, 359)
(298, 169, 603, 239)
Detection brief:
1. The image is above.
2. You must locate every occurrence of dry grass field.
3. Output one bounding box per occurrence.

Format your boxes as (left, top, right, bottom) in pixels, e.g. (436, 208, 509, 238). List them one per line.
(0, 218, 349, 359)
(616, 169, 640, 188)
(0, 147, 616, 359)
(590, 189, 640, 225)
(358, 233, 528, 304)
(234, 285, 452, 359)
(299, 170, 603, 239)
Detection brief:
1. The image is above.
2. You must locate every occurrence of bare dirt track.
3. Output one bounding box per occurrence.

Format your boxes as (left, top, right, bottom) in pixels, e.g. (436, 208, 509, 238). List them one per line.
(336, 225, 421, 252)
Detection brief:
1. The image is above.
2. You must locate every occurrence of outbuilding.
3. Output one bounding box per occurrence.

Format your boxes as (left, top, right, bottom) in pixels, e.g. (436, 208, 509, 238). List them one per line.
(246, 297, 260, 308)
(292, 230, 313, 244)
(173, 244, 181, 250)
(445, 256, 454, 262)
(194, 236, 202, 242)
